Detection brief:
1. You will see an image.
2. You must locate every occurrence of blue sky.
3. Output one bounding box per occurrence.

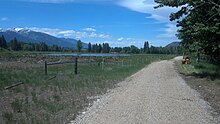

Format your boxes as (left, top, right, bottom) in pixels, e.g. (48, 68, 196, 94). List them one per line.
(0, 0, 179, 47)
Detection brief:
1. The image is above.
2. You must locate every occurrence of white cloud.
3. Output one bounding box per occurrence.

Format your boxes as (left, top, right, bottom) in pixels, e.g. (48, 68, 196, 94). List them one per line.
(29, 27, 88, 38)
(109, 39, 144, 48)
(83, 28, 96, 32)
(157, 23, 179, 38)
(99, 34, 111, 39)
(117, 37, 124, 41)
(118, 0, 178, 22)
(1, 17, 9, 21)
(145, 14, 167, 22)
(118, 0, 179, 43)
(27, 27, 111, 39)
(89, 32, 97, 38)
(87, 32, 111, 39)
(14, 28, 24, 31)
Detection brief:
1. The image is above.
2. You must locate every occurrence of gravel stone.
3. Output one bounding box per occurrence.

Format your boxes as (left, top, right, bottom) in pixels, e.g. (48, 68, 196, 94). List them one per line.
(71, 57, 219, 124)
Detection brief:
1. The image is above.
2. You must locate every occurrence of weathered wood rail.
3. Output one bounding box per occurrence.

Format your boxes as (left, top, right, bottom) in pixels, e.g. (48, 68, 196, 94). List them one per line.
(4, 82, 23, 90)
(45, 57, 78, 75)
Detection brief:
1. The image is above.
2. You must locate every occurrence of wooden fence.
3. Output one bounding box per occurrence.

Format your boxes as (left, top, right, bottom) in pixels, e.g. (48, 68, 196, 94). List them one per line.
(45, 57, 78, 75)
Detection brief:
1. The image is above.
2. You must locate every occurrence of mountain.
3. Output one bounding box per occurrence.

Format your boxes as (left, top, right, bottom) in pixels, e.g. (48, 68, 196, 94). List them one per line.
(166, 41, 180, 47)
(59, 38, 88, 49)
(0, 28, 87, 49)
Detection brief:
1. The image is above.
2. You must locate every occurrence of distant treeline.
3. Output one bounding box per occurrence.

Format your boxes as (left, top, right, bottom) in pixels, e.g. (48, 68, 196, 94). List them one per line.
(0, 36, 71, 52)
(87, 41, 182, 54)
(110, 45, 182, 54)
(0, 35, 182, 54)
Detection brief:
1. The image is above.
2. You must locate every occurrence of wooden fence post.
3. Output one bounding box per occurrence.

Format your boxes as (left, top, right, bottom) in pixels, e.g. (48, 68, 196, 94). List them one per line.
(102, 58, 104, 70)
(45, 61, 47, 75)
(75, 57, 78, 75)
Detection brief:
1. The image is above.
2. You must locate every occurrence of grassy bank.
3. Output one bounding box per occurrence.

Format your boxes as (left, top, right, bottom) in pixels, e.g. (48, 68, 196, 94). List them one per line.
(176, 57, 220, 81)
(175, 56, 220, 116)
(0, 52, 174, 123)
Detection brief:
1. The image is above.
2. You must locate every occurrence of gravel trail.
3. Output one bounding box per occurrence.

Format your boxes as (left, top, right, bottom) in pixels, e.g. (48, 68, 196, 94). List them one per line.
(71, 57, 219, 124)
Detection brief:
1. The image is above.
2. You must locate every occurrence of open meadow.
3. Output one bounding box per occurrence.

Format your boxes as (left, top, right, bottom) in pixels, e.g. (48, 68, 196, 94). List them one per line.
(0, 51, 174, 123)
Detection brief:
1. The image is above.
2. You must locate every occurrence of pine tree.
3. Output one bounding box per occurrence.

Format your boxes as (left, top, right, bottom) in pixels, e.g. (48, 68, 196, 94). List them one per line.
(11, 37, 18, 51)
(143, 41, 149, 54)
(102, 43, 110, 53)
(98, 44, 102, 53)
(0, 36, 2, 48)
(88, 42, 92, 53)
(2, 35, 7, 49)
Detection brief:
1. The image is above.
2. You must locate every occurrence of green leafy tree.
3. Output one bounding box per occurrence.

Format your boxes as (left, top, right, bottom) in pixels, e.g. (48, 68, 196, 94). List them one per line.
(130, 45, 140, 54)
(155, 0, 220, 62)
(112, 47, 123, 53)
(102, 43, 110, 53)
(77, 40, 82, 52)
(122, 47, 131, 53)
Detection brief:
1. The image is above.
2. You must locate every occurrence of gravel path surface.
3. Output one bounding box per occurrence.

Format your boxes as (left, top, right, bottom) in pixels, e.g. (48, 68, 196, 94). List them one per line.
(71, 57, 219, 124)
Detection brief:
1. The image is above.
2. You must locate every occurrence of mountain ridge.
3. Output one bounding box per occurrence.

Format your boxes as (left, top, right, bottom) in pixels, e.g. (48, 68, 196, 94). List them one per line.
(0, 28, 87, 49)
(165, 41, 180, 47)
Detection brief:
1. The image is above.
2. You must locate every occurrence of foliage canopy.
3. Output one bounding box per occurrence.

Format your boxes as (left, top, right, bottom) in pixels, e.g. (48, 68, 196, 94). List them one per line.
(155, 0, 220, 61)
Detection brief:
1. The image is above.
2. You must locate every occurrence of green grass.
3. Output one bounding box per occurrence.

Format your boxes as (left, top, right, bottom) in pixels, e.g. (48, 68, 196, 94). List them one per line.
(0, 52, 175, 123)
(0, 54, 174, 89)
(177, 56, 220, 81)
(2, 112, 13, 124)
(11, 99, 23, 113)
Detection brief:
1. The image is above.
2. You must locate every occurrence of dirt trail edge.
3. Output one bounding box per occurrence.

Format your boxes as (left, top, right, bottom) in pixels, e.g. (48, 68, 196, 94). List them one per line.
(70, 57, 219, 124)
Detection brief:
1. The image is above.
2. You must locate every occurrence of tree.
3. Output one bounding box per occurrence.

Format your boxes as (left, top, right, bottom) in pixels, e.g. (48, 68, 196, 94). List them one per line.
(39, 42, 48, 51)
(98, 44, 102, 53)
(0, 35, 7, 49)
(155, 0, 220, 62)
(22, 44, 31, 51)
(88, 42, 92, 53)
(10, 37, 18, 51)
(2, 35, 7, 49)
(130, 45, 140, 54)
(35, 44, 40, 51)
(77, 40, 82, 52)
(144, 41, 147, 53)
(102, 43, 110, 53)
(112, 47, 123, 53)
(50, 45, 60, 52)
(122, 47, 131, 53)
(91, 44, 95, 53)
(143, 41, 149, 54)
(0, 36, 2, 48)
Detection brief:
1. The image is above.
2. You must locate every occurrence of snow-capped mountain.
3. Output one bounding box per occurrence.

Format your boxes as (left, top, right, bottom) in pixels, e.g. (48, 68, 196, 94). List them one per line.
(0, 28, 87, 48)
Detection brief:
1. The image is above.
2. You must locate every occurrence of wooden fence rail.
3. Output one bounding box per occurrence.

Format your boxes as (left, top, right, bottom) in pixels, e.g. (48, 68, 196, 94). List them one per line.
(4, 82, 23, 90)
(45, 57, 78, 75)
(47, 61, 75, 65)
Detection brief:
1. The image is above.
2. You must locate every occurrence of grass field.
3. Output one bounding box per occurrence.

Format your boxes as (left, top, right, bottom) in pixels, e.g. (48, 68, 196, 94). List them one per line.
(0, 51, 175, 123)
(176, 56, 220, 116)
(176, 56, 220, 81)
